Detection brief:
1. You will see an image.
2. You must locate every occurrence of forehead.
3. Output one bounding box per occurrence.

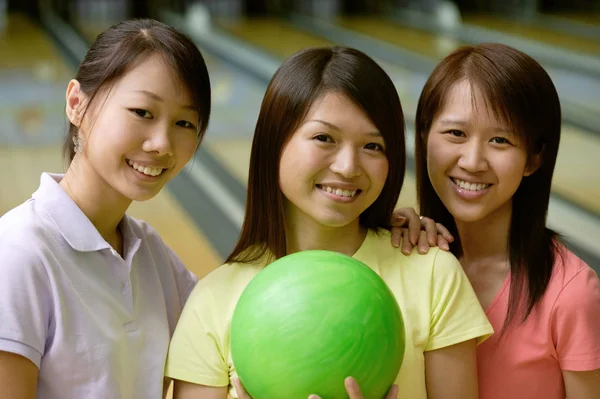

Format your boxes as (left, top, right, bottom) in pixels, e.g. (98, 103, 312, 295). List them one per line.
(110, 54, 192, 102)
(436, 80, 505, 126)
(304, 91, 377, 131)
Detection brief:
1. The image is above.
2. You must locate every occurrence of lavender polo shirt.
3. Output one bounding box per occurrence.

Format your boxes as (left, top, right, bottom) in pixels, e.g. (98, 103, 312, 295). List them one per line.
(0, 173, 198, 398)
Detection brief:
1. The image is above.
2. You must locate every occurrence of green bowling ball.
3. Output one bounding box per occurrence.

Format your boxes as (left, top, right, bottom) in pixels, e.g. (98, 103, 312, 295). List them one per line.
(230, 250, 405, 399)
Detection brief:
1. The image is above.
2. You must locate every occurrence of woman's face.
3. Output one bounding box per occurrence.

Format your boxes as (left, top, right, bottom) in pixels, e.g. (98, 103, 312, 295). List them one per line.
(66, 54, 200, 203)
(426, 80, 536, 224)
(278, 91, 389, 230)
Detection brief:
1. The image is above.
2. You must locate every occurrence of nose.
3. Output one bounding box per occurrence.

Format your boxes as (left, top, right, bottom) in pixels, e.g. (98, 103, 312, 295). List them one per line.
(330, 146, 362, 179)
(457, 140, 488, 172)
(142, 124, 174, 156)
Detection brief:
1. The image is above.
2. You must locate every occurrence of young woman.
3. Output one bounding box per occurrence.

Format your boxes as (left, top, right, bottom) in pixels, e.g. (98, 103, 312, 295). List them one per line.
(411, 43, 600, 398)
(164, 45, 493, 399)
(0, 19, 211, 398)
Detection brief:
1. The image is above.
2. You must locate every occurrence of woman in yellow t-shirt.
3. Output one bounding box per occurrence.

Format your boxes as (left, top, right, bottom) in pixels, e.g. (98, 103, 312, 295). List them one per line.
(165, 46, 493, 399)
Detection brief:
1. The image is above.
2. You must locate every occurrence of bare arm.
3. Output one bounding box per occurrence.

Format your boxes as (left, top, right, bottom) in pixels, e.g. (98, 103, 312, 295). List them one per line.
(424, 339, 478, 399)
(0, 351, 38, 399)
(563, 369, 600, 399)
(172, 379, 228, 399)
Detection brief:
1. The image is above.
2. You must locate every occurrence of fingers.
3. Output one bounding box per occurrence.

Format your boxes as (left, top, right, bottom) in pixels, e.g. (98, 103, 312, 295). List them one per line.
(233, 377, 252, 399)
(401, 228, 413, 255)
(390, 213, 407, 228)
(420, 217, 438, 247)
(417, 230, 429, 254)
(436, 223, 454, 243)
(406, 214, 422, 246)
(344, 377, 364, 399)
(391, 227, 403, 248)
(437, 234, 450, 251)
(385, 384, 399, 399)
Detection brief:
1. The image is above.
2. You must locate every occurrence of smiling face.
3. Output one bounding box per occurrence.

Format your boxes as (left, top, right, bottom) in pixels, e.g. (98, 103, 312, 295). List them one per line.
(67, 53, 200, 202)
(426, 80, 537, 224)
(278, 91, 389, 230)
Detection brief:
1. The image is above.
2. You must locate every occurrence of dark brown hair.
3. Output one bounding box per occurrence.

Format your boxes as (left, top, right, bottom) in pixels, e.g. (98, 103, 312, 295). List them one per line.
(226, 46, 406, 264)
(64, 18, 211, 163)
(415, 43, 563, 328)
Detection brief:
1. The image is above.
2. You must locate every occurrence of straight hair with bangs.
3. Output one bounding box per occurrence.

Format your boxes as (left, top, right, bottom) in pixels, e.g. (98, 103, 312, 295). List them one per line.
(226, 46, 406, 264)
(63, 18, 211, 164)
(415, 43, 563, 329)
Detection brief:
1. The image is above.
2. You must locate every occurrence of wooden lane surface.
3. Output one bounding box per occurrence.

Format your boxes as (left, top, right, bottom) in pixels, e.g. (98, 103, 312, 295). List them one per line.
(463, 14, 600, 57)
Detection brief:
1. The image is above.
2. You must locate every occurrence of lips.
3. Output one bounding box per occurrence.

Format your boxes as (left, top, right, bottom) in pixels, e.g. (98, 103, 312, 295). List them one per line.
(127, 159, 166, 177)
(316, 184, 360, 198)
(451, 178, 491, 192)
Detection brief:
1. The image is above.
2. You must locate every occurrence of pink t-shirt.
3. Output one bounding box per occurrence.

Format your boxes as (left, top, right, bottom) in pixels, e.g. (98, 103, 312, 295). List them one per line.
(477, 248, 600, 399)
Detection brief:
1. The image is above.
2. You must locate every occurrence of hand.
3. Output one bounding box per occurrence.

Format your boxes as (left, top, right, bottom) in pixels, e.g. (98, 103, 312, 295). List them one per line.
(309, 377, 399, 399)
(233, 377, 252, 399)
(390, 208, 453, 254)
(233, 376, 399, 399)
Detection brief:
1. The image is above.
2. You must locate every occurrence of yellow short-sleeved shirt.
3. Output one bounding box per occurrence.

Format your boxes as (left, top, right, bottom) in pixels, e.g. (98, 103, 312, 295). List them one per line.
(165, 229, 493, 398)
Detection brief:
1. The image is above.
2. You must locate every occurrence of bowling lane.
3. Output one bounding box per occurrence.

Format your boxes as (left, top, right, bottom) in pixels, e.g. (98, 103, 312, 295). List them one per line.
(0, 12, 221, 280)
(462, 14, 600, 57)
(217, 17, 333, 58)
(336, 16, 464, 61)
(215, 17, 425, 115)
(215, 17, 600, 216)
(550, 14, 600, 27)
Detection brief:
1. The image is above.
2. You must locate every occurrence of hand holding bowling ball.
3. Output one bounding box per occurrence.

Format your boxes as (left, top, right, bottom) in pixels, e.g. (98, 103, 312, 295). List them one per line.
(233, 376, 400, 399)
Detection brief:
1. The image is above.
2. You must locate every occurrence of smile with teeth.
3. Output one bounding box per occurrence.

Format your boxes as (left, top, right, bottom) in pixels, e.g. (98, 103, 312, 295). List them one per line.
(317, 184, 360, 198)
(452, 178, 491, 191)
(127, 159, 165, 177)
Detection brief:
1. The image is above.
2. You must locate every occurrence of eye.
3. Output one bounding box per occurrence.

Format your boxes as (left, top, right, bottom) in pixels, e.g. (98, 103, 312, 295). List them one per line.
(314, 134, 333, 143)
(365, 142, 384, 152)
(446, 129, 465, 137)
(131, 109, 152, 118)
(490, 136, 512, 145)
(176, 120, 197, 130)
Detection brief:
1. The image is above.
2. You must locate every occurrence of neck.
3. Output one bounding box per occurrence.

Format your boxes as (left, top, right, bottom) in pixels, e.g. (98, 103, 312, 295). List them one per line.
(455, 200, 512, 269)
(285, 207, 366, 258)
(60, 156, 131, 244)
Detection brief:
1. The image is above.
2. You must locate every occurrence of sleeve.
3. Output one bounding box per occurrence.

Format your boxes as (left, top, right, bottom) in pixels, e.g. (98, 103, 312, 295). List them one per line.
(552, 265, 600, 371)
(166, 247, 199, 307)
(426, 249, 494, 351)
(0, 242, 52, 368)
(164, 280, 230, 387)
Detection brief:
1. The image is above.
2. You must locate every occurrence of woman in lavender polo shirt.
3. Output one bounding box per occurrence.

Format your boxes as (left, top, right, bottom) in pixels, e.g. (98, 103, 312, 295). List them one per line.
(0, 19, 210, 398)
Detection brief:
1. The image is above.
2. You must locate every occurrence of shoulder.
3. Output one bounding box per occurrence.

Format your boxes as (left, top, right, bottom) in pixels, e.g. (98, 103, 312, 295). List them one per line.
(198, 260, 265, 295)
(184, 260, 265, 314)
(366, 229, 461, 275)
(0, 199, 58, 272)
(551, 246, 600, 310)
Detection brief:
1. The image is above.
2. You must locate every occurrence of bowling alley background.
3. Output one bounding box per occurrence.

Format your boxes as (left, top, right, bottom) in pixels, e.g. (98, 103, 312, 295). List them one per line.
(1, 0, 599, 284)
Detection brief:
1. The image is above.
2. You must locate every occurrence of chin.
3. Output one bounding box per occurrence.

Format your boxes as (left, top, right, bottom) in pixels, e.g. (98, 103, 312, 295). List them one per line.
(312, 213, 359, 228)
(447, 207, 489, 224)
(120, 187, 161, 202)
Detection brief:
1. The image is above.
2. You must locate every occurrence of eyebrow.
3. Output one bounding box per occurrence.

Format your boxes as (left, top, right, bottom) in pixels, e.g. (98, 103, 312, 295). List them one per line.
(134, 90, 197, 111)
(308, 119, 381, 137)
(438, 118, 510, 134)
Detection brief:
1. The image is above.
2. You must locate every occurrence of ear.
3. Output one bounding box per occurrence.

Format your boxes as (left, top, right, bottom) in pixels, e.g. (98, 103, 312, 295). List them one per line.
(65, 79, 87, 127)
(524, 151, 542, 177)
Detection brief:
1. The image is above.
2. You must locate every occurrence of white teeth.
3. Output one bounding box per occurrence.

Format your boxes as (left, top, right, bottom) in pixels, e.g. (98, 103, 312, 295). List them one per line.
(127, 160, 163, 177)
(320, 185, 358, 198)
(453, 178, 490, 191)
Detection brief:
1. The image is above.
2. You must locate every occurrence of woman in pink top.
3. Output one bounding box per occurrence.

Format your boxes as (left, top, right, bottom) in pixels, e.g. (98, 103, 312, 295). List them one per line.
(408, 43, 600, 398)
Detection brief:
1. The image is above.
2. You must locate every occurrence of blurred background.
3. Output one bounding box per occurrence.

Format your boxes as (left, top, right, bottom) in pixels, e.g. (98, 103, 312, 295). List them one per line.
(1, 0, 599, 284)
